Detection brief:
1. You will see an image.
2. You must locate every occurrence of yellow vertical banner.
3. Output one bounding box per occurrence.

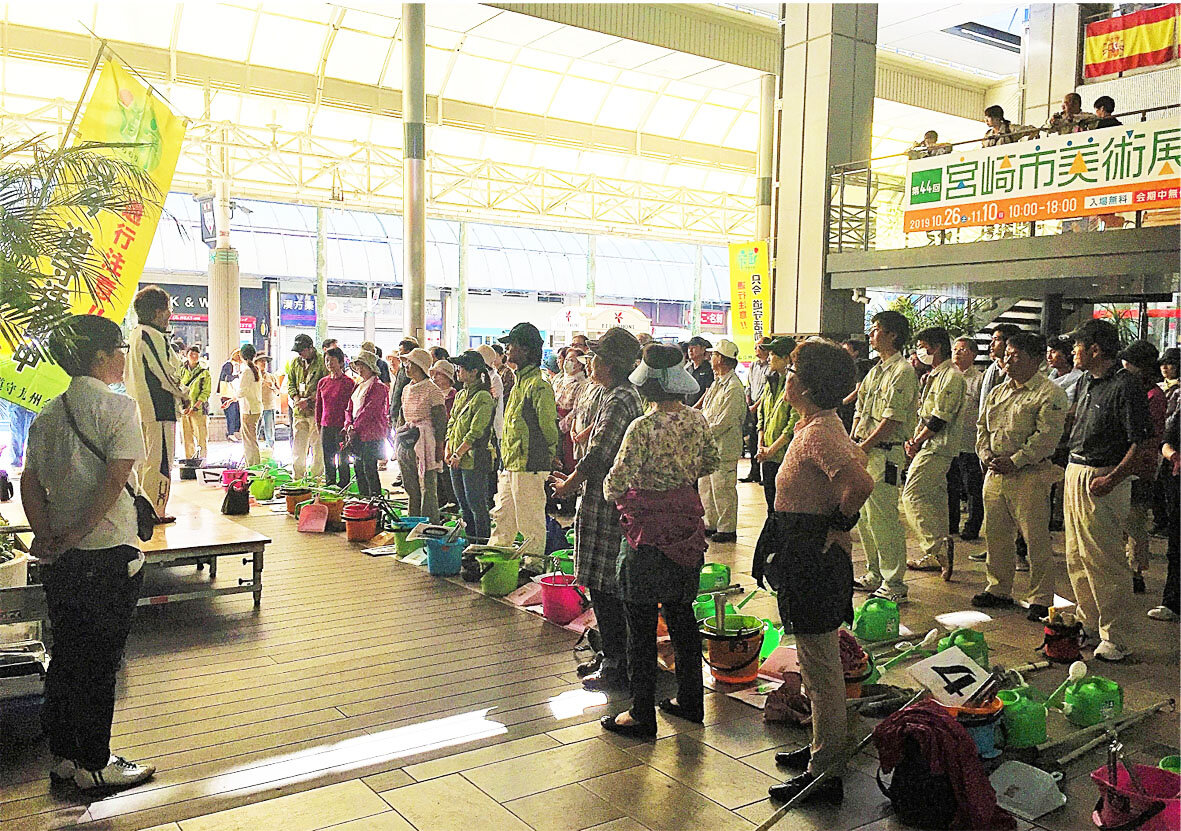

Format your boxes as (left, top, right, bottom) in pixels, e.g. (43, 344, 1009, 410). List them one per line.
(0, 61, 186, 411)
(728, 241, 769, 361)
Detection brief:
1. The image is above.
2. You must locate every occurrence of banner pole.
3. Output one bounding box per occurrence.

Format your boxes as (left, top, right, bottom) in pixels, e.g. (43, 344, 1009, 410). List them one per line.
(60, 39, 107, 151)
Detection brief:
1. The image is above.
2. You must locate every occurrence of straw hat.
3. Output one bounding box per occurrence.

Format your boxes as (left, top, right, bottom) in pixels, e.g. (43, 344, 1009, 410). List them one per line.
(429, 359, 456, 381)
(352, 350, 379, 374)
(404, 347, 433, 376)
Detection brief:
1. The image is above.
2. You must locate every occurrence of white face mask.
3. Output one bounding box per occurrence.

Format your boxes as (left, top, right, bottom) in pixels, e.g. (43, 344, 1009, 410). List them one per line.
(916, 348, 935, 366)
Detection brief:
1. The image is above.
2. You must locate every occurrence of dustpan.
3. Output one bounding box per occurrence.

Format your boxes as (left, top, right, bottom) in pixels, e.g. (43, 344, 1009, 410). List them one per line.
(297, 500, 329, 533)
(989, 761, 1065, 821)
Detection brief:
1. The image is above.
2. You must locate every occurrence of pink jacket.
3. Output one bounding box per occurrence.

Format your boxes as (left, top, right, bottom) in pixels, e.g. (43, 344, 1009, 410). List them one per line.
(345, 379, 391, 441)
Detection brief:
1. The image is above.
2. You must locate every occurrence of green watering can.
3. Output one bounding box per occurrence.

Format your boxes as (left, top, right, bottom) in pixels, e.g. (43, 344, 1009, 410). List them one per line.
(249, 476, 276, 500)
(938, 628, 990, 668)
(1062, 676, 1123, 727)
(997, 687, 1048, 748)
(852, 597, 900, 642)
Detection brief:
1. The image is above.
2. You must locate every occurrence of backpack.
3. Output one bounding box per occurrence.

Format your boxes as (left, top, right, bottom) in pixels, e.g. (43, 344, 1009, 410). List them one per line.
(221, 481, 250, 515)
(877, 736, 958, 830)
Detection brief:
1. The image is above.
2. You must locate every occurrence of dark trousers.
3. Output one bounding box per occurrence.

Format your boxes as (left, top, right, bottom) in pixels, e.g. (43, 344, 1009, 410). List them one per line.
(320, 426, 351, 488)
(353, 439, 382, 497)
(1164, 473, 1180, 613)
(948, 452, 984, 535)
(743, 411, 760, 480)
(224, 401, 240, 436)
(450, 455, 492, 542)
(41, 547, 143, 770)
(589, 588, 629, 672)
(761, 460, 780, 514)
(625, 600, 703, 727)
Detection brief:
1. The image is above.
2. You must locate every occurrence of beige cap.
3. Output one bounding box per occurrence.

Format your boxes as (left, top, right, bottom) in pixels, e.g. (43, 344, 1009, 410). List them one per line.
(429, 359, 456, 380)
(476, 344, 498, 367)
(710, 339, 740, 361)
(405, 348, 433, 376)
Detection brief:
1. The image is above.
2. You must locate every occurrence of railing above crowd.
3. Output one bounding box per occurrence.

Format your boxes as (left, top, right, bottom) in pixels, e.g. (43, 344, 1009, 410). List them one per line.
(828, 103, 1181, 254)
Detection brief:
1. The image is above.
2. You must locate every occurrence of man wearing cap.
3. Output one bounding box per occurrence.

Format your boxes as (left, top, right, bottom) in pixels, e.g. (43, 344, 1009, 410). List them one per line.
(490, 323, 560, 559)
(551, 328, 644, 690)
(698, 339, 747, 543)
(851, 310, 919, 603)
(362, 341, 391, 385)
(287, 334, 327, 480)
(743, 339, 772, 483)
(684, 336, 714, 408)
(754, 337, 800, 513)
(1064, 319, 1152, 662)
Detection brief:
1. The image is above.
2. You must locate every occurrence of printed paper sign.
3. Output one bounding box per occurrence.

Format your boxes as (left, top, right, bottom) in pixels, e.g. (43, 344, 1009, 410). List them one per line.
(908, 646, 989, 706)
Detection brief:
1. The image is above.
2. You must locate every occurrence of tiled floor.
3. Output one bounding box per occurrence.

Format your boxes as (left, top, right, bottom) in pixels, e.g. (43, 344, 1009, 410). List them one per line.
(1, 450, 1177, 830)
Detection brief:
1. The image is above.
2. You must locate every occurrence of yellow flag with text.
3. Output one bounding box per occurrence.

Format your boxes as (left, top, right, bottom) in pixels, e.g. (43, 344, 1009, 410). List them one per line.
(728, 241, 769, 361)
(0, 61, 185, 411)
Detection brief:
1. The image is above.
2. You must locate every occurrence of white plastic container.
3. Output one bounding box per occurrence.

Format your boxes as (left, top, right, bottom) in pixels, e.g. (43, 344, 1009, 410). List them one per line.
(990, 760, 1066, 821)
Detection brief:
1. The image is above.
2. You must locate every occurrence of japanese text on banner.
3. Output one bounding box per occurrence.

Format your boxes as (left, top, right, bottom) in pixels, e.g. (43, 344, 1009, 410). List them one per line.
(0, 61, 186, 410)
(728, 242, 768, 362)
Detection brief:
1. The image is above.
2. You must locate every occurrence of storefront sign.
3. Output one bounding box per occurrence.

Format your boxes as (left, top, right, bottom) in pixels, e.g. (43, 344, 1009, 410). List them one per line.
(699, 309, 726, 328)
(903, 118, 1181, 232)
(0, 60, 186, 411)
(728, 241, 768, 361)
(280, 293, 318, 327)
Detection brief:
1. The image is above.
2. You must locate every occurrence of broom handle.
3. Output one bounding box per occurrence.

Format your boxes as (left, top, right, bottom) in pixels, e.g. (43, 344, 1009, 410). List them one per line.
(1050, 699, 1174, 765)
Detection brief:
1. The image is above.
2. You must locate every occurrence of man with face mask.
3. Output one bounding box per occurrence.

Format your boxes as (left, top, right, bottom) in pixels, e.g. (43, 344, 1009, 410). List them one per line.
(902, 327, 965, 580)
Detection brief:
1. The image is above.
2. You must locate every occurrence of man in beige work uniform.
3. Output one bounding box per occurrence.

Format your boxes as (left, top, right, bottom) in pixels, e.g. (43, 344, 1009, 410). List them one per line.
(972, 332, 1067, 621)
(852, 311, 919, 602)
(699, 339, 748, 543)
(903, 327, 965, 580)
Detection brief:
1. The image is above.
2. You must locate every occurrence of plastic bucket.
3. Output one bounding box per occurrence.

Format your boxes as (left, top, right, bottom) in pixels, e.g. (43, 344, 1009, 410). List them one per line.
(1091, 764, 1180, 831)
(844, 653, 875, 699)
(223, 469, 250, 488)
(477, 553, 521, 597)
(701, 614, 765, 684)
(345, 516, 377, 542)
(852, 597, 900, 642)
(759, 620, 783, 662)
(425, 538, 465, 576)
(693, 593, 736, 622)
(250, 476, 276, 501)
(998, 687, 1048, 749)
(699, 562, 731, 592)
(1161, 757, 1181, 774)
(549, 549, 574, 576)
(283, 487, 313, 514)
(537, 573, 586, 625)
(318, 497, 344, 524)
(389, 517, 429, 556)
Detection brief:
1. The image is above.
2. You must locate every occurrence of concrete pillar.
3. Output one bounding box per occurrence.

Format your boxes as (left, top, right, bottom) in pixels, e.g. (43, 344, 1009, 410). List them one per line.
(1023, 5, 1083, 130)
(207, 178, 239, 399)
(772, 4, 875, 337)
(457, 221, 469, 350)
(1041, 293, 1064, 338)
(315, 206, 328, 346)
(690, 244, 703, 336)
(363, 285, 378, 344)
(585, 234, 597, 307)
(757, 73, 775, 241)
(402, 2, 427, 346)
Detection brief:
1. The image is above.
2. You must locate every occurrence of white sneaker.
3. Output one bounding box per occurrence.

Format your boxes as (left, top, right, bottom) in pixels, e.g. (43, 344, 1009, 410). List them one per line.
(1148, 606, 1179, 622)
(49, 757, 76, 783)
(870, 585, 909, 604)
(1093, 640, 1131, 662)
(853, 575, 881, 593)
(73, 756, 156, 791)
(1015, 554, 1030, 572)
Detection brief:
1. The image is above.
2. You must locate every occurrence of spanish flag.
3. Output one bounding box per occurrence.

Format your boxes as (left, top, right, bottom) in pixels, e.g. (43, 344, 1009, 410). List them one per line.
(1084, 3, 1179, 78)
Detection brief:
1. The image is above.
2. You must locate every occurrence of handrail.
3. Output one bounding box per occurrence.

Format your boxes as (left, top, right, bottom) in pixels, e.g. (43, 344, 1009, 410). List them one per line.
(830, 103, 1179, 174)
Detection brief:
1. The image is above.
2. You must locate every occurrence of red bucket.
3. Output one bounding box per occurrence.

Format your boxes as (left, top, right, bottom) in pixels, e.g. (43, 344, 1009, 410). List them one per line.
(1091, 764, 1180, 831)
(537, 573, 586, 625)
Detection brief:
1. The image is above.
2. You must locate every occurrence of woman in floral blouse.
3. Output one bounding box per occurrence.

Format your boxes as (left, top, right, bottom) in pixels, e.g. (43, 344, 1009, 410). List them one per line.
(553, 347, 588, 472)
(599, 343, 720, 739)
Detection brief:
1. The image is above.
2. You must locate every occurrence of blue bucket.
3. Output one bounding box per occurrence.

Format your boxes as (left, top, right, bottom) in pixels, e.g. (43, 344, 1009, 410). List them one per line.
(425, 537, 465, 576)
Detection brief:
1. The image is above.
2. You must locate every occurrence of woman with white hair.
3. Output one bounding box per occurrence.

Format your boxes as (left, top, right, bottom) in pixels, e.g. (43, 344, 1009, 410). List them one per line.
(396, 348, 447, 520)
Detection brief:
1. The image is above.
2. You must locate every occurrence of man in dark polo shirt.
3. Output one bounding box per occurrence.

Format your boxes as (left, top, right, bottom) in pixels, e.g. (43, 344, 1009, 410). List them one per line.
(684, 335, 714, 407)
(1063, 319, 1152, 662)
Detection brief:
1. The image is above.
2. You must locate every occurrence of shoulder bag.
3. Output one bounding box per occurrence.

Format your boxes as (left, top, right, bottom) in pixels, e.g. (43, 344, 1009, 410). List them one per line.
(61, 395, 157, 542)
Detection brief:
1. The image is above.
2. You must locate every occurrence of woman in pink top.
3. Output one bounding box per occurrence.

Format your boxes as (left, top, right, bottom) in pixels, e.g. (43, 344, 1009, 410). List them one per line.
(344, 350, 390, 497)
(397, 348, 447, 521)
(315, 347, 355, 488)
(752, 340, 874, 809)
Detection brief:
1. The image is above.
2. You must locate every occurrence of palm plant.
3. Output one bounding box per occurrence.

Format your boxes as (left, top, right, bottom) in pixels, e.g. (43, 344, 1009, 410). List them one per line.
(0, 136, 160, 366)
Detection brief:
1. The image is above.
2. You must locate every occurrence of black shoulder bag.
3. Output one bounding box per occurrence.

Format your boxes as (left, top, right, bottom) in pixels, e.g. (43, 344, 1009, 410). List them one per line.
(61, 395, 157, 542)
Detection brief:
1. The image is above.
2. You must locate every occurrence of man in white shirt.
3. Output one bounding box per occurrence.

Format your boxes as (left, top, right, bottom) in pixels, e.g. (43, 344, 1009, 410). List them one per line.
(124, 286, 188, 522)
(699, 339, 748, 543)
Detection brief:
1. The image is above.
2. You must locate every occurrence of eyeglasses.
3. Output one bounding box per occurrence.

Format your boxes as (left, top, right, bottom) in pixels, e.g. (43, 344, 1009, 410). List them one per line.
(114, 343, 130, 352)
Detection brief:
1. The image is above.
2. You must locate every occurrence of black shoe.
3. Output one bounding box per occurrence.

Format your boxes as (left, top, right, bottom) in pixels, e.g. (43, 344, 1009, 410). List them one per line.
(1026, 604, 1050, 622)
(658, 698, 703, 724)
(740, 473, 761, 483)
(774, 746, 811, 770)
(582, 667, 629, 691)
(1133, 574, 1146, 594)
(704, 528, 717, 538)
(960, 529, 980, 542)
(768, 772, 843, 805)
(711, 532, 737, 544)
(600, 713, 656, 740)
(576, 654, 603, 678)
(972, 591, 1014, 609)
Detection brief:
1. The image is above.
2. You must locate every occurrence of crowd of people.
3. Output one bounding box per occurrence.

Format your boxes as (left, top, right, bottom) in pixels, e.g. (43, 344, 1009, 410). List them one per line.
(10, 278, 1179, 804)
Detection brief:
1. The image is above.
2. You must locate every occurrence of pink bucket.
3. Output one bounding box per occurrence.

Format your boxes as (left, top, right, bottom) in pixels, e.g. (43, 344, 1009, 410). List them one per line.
(1091, 764, 1180, 831)
(222, 469, 249, 488)
(537, 573, 586, 625)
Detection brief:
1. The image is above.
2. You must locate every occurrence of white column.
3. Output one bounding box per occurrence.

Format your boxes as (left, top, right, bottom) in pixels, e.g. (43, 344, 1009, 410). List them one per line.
(402, 2, 427, 345)
(757, 72, 775, 242)
(457, 221, 469, 350)
(207, 178, 239, 403)
(315, 206, 328, 346)
(585, 234, 597, 307)
(690, 244, 703, 336)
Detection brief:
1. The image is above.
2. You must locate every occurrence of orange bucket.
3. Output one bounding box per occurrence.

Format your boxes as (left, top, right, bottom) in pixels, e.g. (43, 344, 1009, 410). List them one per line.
(318, 497, 344, 524)
(345, 515, 377, 542)
(283, 488, 312, 515)
(701, 615, 765, 685)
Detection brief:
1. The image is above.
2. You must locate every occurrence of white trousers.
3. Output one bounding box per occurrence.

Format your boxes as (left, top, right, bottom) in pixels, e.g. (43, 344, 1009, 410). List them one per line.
(489, 471, 548, 557)
(699, 463, 739, 533)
